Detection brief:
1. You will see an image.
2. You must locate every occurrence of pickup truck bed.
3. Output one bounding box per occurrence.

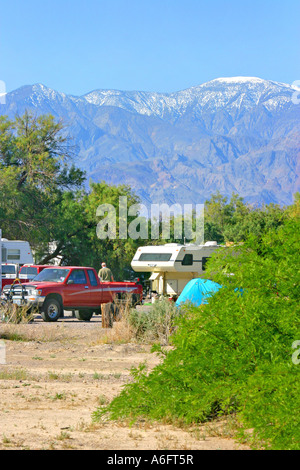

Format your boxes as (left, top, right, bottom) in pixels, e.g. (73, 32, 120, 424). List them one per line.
(2, 266, 143, 322)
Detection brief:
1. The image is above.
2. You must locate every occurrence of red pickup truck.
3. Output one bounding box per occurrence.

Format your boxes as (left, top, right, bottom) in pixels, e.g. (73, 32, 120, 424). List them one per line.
(3, 266, 143, 322)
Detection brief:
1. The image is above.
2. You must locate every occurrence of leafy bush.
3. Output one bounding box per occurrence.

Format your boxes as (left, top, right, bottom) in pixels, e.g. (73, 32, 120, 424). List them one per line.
(93, 209, 300, 450)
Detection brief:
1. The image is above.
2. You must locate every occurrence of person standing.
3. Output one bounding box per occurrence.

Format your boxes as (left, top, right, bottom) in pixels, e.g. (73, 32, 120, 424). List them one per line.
(98, 262, 114, 282)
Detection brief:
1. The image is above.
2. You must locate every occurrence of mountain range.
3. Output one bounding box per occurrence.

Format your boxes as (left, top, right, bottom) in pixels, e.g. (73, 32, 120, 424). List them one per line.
(1, 77, 299, 207)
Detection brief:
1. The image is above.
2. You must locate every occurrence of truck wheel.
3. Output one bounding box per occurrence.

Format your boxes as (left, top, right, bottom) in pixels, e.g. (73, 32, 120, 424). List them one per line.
(41, 298, 62, 322)
(75, 310, 93, 322)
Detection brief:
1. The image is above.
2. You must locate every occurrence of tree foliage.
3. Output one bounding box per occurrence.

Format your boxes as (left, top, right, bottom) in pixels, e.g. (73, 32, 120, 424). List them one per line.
(0, 112, 85, 245)
(204, 191, 286, 244)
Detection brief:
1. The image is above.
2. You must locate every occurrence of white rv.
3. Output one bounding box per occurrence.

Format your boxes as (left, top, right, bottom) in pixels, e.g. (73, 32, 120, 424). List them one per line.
(131, 241, 220, 298)
(1, 238, 34, 266)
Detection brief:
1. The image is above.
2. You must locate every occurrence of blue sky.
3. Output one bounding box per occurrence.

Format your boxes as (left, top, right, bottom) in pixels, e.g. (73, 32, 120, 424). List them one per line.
(1, 0, 299, 95)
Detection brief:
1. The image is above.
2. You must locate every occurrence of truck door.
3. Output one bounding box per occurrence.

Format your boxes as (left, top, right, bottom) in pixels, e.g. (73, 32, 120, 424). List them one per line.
(64, 269, 91, 307)
(86, 269, 103, 306)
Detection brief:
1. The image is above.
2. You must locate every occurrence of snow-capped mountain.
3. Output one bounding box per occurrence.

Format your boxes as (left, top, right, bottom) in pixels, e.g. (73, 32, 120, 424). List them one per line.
(83, 77, 297, 117)
(1, 77, 299, 206)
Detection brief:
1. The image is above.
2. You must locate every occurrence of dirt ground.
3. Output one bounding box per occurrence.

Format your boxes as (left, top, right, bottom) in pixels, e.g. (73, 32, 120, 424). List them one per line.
(0, 311, 250, 451)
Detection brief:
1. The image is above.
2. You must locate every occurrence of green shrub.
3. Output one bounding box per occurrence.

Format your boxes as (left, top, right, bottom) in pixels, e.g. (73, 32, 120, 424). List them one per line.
(93, 212, 300, 450)
(127, 297, 181, 344)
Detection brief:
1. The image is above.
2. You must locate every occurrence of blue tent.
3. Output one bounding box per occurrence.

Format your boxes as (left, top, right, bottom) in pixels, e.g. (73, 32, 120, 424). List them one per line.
(176, 278, 223, 308)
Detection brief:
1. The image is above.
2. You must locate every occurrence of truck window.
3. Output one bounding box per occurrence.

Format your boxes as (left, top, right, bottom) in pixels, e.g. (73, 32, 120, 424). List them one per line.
(87, 269, 98, 286)
(68, 269, 88, 285)
(182, 254, 193, 266)
(20, 267, 38, 276)
(1, 265, 16, 275)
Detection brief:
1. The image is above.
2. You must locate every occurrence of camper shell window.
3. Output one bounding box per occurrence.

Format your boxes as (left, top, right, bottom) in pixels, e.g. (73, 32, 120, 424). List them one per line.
(7, 249, 21, 260)
(181, 254, 193, 266)
(139, 253, 172, 262)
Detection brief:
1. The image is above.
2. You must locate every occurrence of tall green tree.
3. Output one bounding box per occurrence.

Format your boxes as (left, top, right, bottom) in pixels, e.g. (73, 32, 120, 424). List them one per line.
(0, 112, 85, 246)
(82, 181, 142, 280)
(0, 112, 84, 191)
(204, 191, 286, 244)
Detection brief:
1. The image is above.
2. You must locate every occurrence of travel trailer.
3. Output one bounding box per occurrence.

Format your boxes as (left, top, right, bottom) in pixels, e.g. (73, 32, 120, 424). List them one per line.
(131, 241, 220, 298)
(1, 238, 34, 266)
(0, 237, 34, 290)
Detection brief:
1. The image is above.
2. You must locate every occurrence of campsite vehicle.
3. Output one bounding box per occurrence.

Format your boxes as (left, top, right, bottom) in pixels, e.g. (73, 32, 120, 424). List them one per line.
(2, 266, 143, 322)
(1, 264, 18, 279)
(131, 241, 220, 298)
(18, 265, 50, 282)
(1, 238, 34, 266)
(1, 239, 34, 290)
(1, 264, 18, 289)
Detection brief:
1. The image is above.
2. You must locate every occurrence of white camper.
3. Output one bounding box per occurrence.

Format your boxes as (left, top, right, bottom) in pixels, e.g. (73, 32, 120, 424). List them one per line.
(131, 241, 220, 298)
(1, 238, 34, 266)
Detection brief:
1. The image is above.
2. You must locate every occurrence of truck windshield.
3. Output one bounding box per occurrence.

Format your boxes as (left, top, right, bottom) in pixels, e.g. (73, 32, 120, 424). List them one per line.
(33, 268, 70, 283)
(1, 265, 16, 275)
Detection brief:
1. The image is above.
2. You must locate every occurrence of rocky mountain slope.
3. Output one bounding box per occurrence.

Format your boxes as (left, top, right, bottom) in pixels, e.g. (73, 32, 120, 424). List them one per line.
(1, 77, 299, 206)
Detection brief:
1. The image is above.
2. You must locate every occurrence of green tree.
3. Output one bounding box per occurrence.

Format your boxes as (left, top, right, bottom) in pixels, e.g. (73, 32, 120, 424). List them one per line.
(204, 191, 234, 243)
(0, 112, 84, 191)
(83, 181, 142, 280)
(0, 112, 85, 246)
(204, 191, 286, 244)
